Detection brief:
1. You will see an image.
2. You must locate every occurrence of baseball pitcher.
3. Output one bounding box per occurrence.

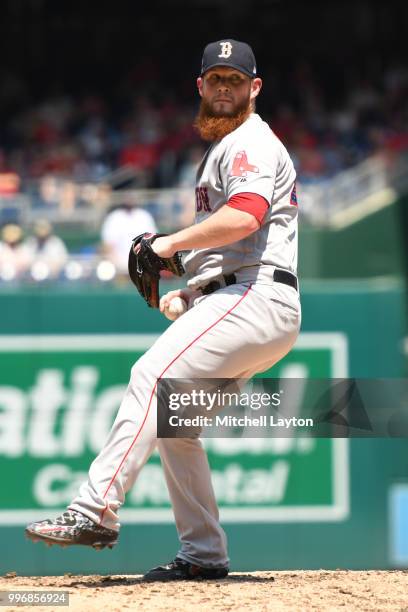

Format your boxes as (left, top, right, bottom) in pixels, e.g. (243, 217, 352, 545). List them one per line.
(26, 39, 301, 581)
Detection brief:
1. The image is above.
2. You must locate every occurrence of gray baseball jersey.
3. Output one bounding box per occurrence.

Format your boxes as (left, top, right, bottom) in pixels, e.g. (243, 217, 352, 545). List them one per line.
(184, 112, 298, 289)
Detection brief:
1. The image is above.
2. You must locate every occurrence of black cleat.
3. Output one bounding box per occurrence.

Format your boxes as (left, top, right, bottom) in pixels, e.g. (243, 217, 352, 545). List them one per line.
(25, 510, 118, 550)
(143, 558, 229, 581)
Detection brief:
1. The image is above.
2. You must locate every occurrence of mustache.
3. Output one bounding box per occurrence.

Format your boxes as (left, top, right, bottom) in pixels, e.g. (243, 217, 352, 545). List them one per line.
(193, 98, 252, 142)
(213, 95, 234, 102)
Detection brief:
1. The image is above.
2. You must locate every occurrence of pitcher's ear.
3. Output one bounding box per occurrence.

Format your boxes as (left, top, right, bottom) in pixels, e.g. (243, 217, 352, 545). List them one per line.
(250, 77, 262, 101)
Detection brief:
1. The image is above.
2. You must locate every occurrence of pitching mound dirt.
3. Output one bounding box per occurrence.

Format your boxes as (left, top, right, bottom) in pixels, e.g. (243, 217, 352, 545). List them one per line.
(1, 571, 408, 611)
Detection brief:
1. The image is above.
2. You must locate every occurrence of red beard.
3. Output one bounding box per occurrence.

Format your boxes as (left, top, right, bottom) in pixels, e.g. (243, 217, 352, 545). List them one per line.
(193, 99, 252, 142)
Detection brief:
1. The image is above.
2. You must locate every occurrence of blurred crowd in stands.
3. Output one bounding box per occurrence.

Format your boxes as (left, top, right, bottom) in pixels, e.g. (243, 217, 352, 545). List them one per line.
(0, 54, 407, 283)
(0, 57, 407, 202)
(0, 202, 160, 283)
(0, 219, 68, 282)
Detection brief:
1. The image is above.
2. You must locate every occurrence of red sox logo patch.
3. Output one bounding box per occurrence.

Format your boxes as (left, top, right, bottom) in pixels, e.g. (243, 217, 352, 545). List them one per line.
(230, 151, 259, 177)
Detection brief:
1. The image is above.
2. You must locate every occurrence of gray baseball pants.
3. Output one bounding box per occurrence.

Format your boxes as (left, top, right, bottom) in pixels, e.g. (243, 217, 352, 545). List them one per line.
(69, 279, 301, 568)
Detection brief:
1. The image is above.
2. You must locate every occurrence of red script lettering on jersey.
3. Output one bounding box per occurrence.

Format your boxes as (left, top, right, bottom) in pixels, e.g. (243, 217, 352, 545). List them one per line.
(230, 151, 259, 177)
(195, 186, 211, 212)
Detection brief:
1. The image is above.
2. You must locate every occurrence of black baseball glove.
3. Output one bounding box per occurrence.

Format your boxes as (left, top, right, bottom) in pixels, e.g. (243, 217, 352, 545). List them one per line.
(128, 233, 185, 308)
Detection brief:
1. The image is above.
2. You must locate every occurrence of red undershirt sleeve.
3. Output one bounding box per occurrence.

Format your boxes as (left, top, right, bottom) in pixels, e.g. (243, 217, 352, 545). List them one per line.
(226, 192, 270, 225)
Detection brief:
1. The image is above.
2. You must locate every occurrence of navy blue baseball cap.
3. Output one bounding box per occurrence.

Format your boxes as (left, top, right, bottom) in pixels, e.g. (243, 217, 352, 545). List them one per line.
(200, 39, 257, 78)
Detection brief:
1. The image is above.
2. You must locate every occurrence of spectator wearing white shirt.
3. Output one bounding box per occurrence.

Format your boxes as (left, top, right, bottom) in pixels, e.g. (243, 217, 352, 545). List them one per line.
(101, 202, 157, 274)
(0, 223, 31, 280)
(24, 219, 68, 278)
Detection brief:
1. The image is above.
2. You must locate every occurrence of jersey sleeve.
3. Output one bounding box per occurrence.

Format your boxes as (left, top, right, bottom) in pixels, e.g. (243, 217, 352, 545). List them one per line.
(226, 192, 269, 224)
(222, 134, 279, 204)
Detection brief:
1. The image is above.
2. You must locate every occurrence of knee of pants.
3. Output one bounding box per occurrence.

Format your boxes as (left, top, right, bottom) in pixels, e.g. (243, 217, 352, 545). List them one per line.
(158, 437, 204, 454)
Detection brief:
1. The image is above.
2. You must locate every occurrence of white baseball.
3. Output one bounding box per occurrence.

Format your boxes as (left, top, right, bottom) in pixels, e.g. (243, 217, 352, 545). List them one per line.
(164, 296, 188, 321)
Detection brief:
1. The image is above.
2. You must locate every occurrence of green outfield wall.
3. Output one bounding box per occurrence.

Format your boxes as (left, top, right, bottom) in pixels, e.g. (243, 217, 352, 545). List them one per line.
(0, 278, 407, 574)
(299, 197, 407, 279)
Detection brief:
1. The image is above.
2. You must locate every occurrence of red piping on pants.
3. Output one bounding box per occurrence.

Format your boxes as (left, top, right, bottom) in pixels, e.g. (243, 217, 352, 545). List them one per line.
(99, 285, 252, 525)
